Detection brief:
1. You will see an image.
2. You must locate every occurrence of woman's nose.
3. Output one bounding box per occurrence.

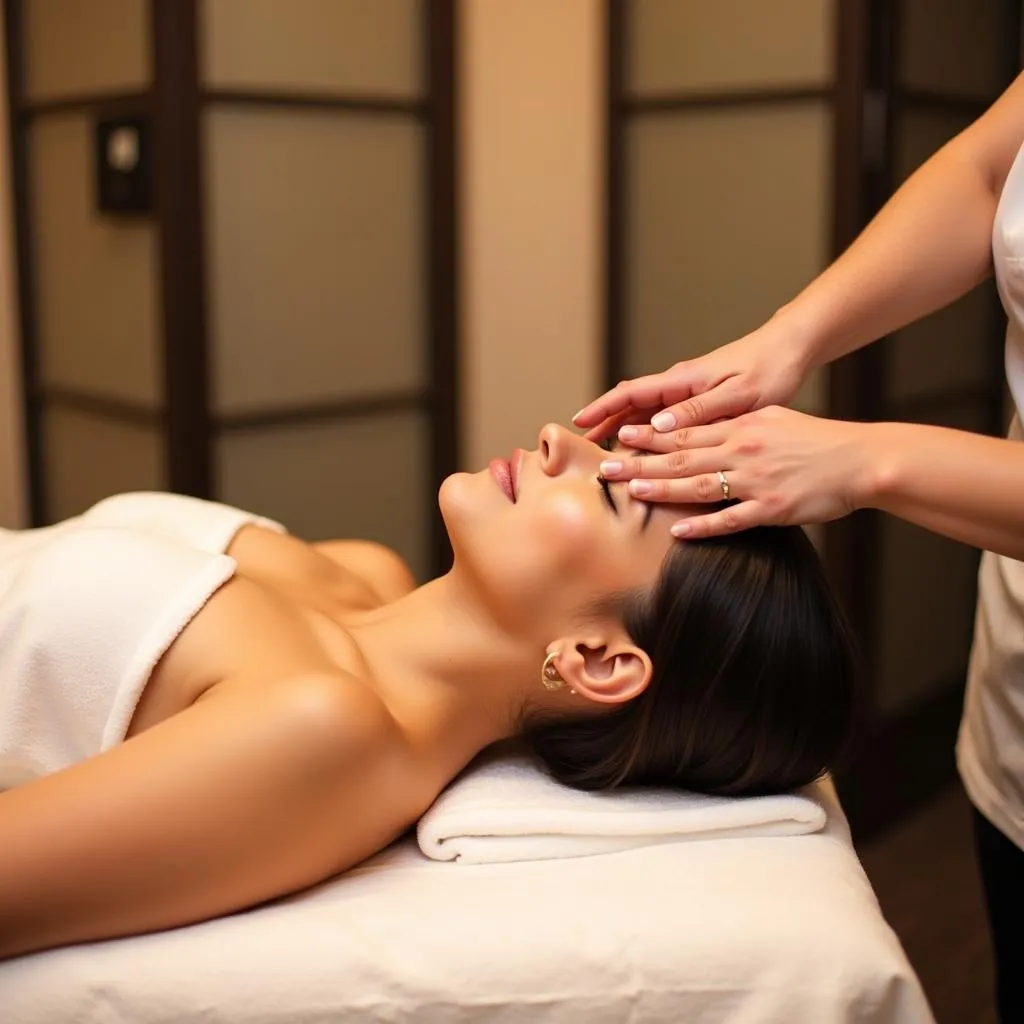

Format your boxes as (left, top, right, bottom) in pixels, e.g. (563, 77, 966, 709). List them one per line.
(537, 423, 577, 476)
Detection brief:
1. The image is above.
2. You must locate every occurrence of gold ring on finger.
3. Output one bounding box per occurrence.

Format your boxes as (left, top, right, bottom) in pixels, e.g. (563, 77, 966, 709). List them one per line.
(717, 470, 730, 501)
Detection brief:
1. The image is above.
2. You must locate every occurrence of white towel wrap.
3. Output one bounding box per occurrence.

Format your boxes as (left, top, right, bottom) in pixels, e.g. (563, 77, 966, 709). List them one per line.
(0, 493, 284, 789)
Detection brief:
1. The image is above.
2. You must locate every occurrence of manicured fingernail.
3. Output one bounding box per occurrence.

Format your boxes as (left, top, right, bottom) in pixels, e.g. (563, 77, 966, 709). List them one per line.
(600, 460, 623, 476)
(652, 412, 676, 432)
(572, 409, 586, 423)
(629, 480, 652, 496)
(671, 522, 691, 537)
(618, 425, 639, 441)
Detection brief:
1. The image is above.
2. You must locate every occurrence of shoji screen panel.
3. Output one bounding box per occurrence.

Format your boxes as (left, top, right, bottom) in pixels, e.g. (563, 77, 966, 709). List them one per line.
(615, 0, 836, 420)
(42, 406, 163, 523)
(11, 0, 166, 522)
(202, 0, 422, 98)
(203, 108, 426, 414)
(217, 411, 430, 577)
(624, 103, 831, 415)
(200, 0, 442, 580)
(23, 0, 150, 101)
(627, 0, 832, 96)
(28, 113, 162, 406)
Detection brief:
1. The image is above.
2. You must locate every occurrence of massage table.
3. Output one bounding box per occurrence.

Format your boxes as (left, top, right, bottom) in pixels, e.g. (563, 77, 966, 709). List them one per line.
(0, 778, 933, 1023)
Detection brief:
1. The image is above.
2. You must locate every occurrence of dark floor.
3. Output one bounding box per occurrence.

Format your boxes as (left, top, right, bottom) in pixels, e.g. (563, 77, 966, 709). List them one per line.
(857, 784, 997, 1024)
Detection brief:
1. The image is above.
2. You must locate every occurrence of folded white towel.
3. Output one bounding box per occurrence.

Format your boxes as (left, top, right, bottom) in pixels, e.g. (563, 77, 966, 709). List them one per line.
(417, 745, 827, 864)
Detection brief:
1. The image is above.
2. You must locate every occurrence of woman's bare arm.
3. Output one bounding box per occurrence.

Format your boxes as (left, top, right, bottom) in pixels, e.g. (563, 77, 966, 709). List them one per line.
(783, 70, 1024, 370)
(0, 674, 410, 960)
(862, 419, 1024, 560)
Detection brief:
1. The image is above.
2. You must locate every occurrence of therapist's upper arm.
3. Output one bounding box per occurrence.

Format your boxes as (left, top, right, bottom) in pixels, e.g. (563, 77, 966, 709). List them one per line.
(949, 70, 1024, 199)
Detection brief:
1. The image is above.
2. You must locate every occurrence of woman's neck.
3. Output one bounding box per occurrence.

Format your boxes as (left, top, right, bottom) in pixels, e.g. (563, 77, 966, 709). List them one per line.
(340, 573, 542, 766)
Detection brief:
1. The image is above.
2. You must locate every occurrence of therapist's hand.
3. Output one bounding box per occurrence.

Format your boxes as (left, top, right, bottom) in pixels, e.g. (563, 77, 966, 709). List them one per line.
(597, 406, 874, 538)
(572, 321, 809, 442)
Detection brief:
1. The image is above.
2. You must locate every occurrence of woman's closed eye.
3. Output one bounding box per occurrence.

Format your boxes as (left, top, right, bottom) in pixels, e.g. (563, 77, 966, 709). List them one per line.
(598, 475, 619, 515)
(595, 447, 653, 531)
(596, 436, 621, 514)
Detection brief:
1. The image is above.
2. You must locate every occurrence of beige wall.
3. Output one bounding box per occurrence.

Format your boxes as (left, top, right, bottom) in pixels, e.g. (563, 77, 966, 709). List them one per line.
(0, 19, 27, 529)
(459, 0, 604, 470)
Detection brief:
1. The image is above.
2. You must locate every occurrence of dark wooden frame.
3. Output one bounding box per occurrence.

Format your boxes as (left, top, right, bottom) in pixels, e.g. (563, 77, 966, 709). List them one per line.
(152, 0, 210, 498)
(2, 0, 459, 575)
(2, 0, 42, 524)
(605, 0, 1019, 839)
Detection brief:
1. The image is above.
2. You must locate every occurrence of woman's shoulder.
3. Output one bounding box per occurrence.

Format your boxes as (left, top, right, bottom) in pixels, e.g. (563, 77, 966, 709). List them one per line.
(213, 670, 434, 815)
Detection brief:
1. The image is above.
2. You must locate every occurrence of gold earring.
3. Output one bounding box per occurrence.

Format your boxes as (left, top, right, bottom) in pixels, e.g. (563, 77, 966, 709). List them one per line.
(541, 649, 565, 691)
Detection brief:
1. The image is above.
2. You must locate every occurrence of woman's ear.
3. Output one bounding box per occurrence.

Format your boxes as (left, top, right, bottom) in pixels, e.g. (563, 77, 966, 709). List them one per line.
(546, 629, 652, 705)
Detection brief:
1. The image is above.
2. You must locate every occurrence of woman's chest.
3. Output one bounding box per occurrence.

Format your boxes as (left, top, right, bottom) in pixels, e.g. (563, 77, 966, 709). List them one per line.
(129, 537, 380, 737)
(227, 526, 389, 614)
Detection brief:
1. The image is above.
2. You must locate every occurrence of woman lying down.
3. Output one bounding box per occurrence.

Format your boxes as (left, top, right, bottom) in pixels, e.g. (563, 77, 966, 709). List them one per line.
(0, 424, 860, 959)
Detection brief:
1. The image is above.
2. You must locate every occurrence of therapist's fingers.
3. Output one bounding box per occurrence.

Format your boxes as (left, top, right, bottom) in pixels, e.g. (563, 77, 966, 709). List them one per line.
(670, 500, 764, 540)
(582, 408, 652, 444)
(571, 383, 631, 430)
(622, 471, 735, 505)
(611, 421, 729, 456)
(599, 449, 726, 494)
(572, 369, 698, 430)
(647, 378, 760, 433)
(572, 390, 651, 438)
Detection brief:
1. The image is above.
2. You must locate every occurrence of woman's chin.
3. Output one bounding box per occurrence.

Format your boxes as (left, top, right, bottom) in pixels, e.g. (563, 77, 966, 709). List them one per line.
(437, 472, 478, 543)
(438, 471, 468, 514)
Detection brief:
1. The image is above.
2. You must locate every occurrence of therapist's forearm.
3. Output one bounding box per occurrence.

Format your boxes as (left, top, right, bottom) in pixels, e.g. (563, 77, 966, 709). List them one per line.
(777, 143, 998, 373)
(861, 421, 1024, 561)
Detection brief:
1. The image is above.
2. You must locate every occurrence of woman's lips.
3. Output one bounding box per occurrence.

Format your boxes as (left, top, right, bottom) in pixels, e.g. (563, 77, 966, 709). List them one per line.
(489, 458, 514, 502)
(489, 448, 525, 503)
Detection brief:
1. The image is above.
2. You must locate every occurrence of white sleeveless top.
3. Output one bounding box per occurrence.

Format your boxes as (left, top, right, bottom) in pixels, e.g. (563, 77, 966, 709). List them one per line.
(956, 139, 1024, 849)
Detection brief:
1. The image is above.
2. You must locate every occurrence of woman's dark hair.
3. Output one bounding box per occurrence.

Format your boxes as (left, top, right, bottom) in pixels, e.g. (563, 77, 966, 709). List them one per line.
(520, 525, 863, 796)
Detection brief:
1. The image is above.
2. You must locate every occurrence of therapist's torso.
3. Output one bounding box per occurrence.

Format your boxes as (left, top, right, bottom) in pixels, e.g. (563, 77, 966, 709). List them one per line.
(957, 137, 1024, 850)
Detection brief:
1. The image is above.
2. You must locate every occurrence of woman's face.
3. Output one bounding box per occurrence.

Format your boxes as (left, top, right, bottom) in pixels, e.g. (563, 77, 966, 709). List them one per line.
(439, 424, 695, 637)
